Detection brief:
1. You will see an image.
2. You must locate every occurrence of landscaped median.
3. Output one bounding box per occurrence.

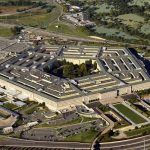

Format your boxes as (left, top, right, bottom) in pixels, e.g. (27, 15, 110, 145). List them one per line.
(113, 103, 146, 124)
(35, 116, 97, 129)
(0, 26, 13, 37)
(63, 130, 98, 143)
(125, 125, 150, 137)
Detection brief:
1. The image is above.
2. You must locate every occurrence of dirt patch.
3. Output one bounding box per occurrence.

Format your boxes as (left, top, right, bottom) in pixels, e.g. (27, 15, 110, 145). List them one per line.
(0, 6, 31, 14)
(143, 95, 150, 99)
(0, 115, 17, 128)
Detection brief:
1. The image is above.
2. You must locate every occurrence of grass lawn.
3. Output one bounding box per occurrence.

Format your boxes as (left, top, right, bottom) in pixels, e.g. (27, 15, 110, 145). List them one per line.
(0, 0, 46, 2)
(95, 26, 137, 40)
(128, 102, 149, 118)
(0, 6, 30, 14)
(36, 117, 83, 128)
(2, 103, 17, 110)
(82, 116, 97, 122)
(140, 24, 150, 35)
(0, 26, 13, 37)
(0, 4, 62, 27)
(114, 104, 146, 124)
(97, 103, 110, 112)
(129, 0, 150, 6)
(35, 116, 97, 128)
(117, 14, 144, 28)
(0, 135, 7, 141)
(95, 3, 113, 13)
(64, 130, 98, 143)
(17, 101, 39, 115)
(24, 104, 38, 114)
(47, 22, 89, 37)
(125, 125, 150, 137)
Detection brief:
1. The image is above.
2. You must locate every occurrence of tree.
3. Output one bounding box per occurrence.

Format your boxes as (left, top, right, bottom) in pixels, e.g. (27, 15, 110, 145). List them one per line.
(108, 129, 114, 137)
(80, 63, 88, 76)
(63, 64, 74, 78)
(11, 26, 24, 35)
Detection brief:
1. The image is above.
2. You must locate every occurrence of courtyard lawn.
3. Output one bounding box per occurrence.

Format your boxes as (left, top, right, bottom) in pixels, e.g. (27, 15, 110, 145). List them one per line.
(113, 104, 146, 124)
(64, 130, 98, 143)
(125, 125, 150, 137)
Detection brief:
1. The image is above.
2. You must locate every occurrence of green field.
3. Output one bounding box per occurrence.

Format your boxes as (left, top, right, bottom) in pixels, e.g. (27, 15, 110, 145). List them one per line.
(0, 0, 45, 2)
(95, 4, 113, 13)
(129, 0, 150, 6)
(125, 125, 150, 137)
(79, 0, 150, 44)
(48, 22, 89, 37)
(36, 117, 82, 128)
(24, 103, 39, 114)
(0, 4, 62, 27)
(35, 116, 97, 128)
(18, 102, 39, 114)
(95, 26, 137, 40)
(64, 130, 98, 143)
(0, 26, 13, 37)
(117, 14, 144, 28)
(140, 24, 150, 35)
(114, 104, 146, 124)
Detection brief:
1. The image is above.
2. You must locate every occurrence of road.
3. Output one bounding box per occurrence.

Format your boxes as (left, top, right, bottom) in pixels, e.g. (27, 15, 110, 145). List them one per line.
(91, 107, 114, 150)
(99, 134, 150, 150)
(0, 0, 150, 48)
(1, 134, 150, 150)
(25, 26, 108, 43)
(1, 21, 150, 50)
(0, 137, 91, 150)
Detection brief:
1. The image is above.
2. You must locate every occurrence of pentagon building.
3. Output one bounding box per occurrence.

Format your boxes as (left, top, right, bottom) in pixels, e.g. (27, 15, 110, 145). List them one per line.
(0, 40, 150, 111)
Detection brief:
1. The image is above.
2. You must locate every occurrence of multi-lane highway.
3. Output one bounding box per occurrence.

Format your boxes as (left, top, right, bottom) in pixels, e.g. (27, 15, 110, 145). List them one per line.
(1, 135, 150, 150)
(100, 134, 150, 150)
(0, 137, 91, 150)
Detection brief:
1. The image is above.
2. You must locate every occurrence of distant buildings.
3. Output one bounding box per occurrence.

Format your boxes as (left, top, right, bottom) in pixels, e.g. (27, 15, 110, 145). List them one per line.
(63, 12, 95, 27)
(57, 0, 95, 27)
(69, 6, 81, 12)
